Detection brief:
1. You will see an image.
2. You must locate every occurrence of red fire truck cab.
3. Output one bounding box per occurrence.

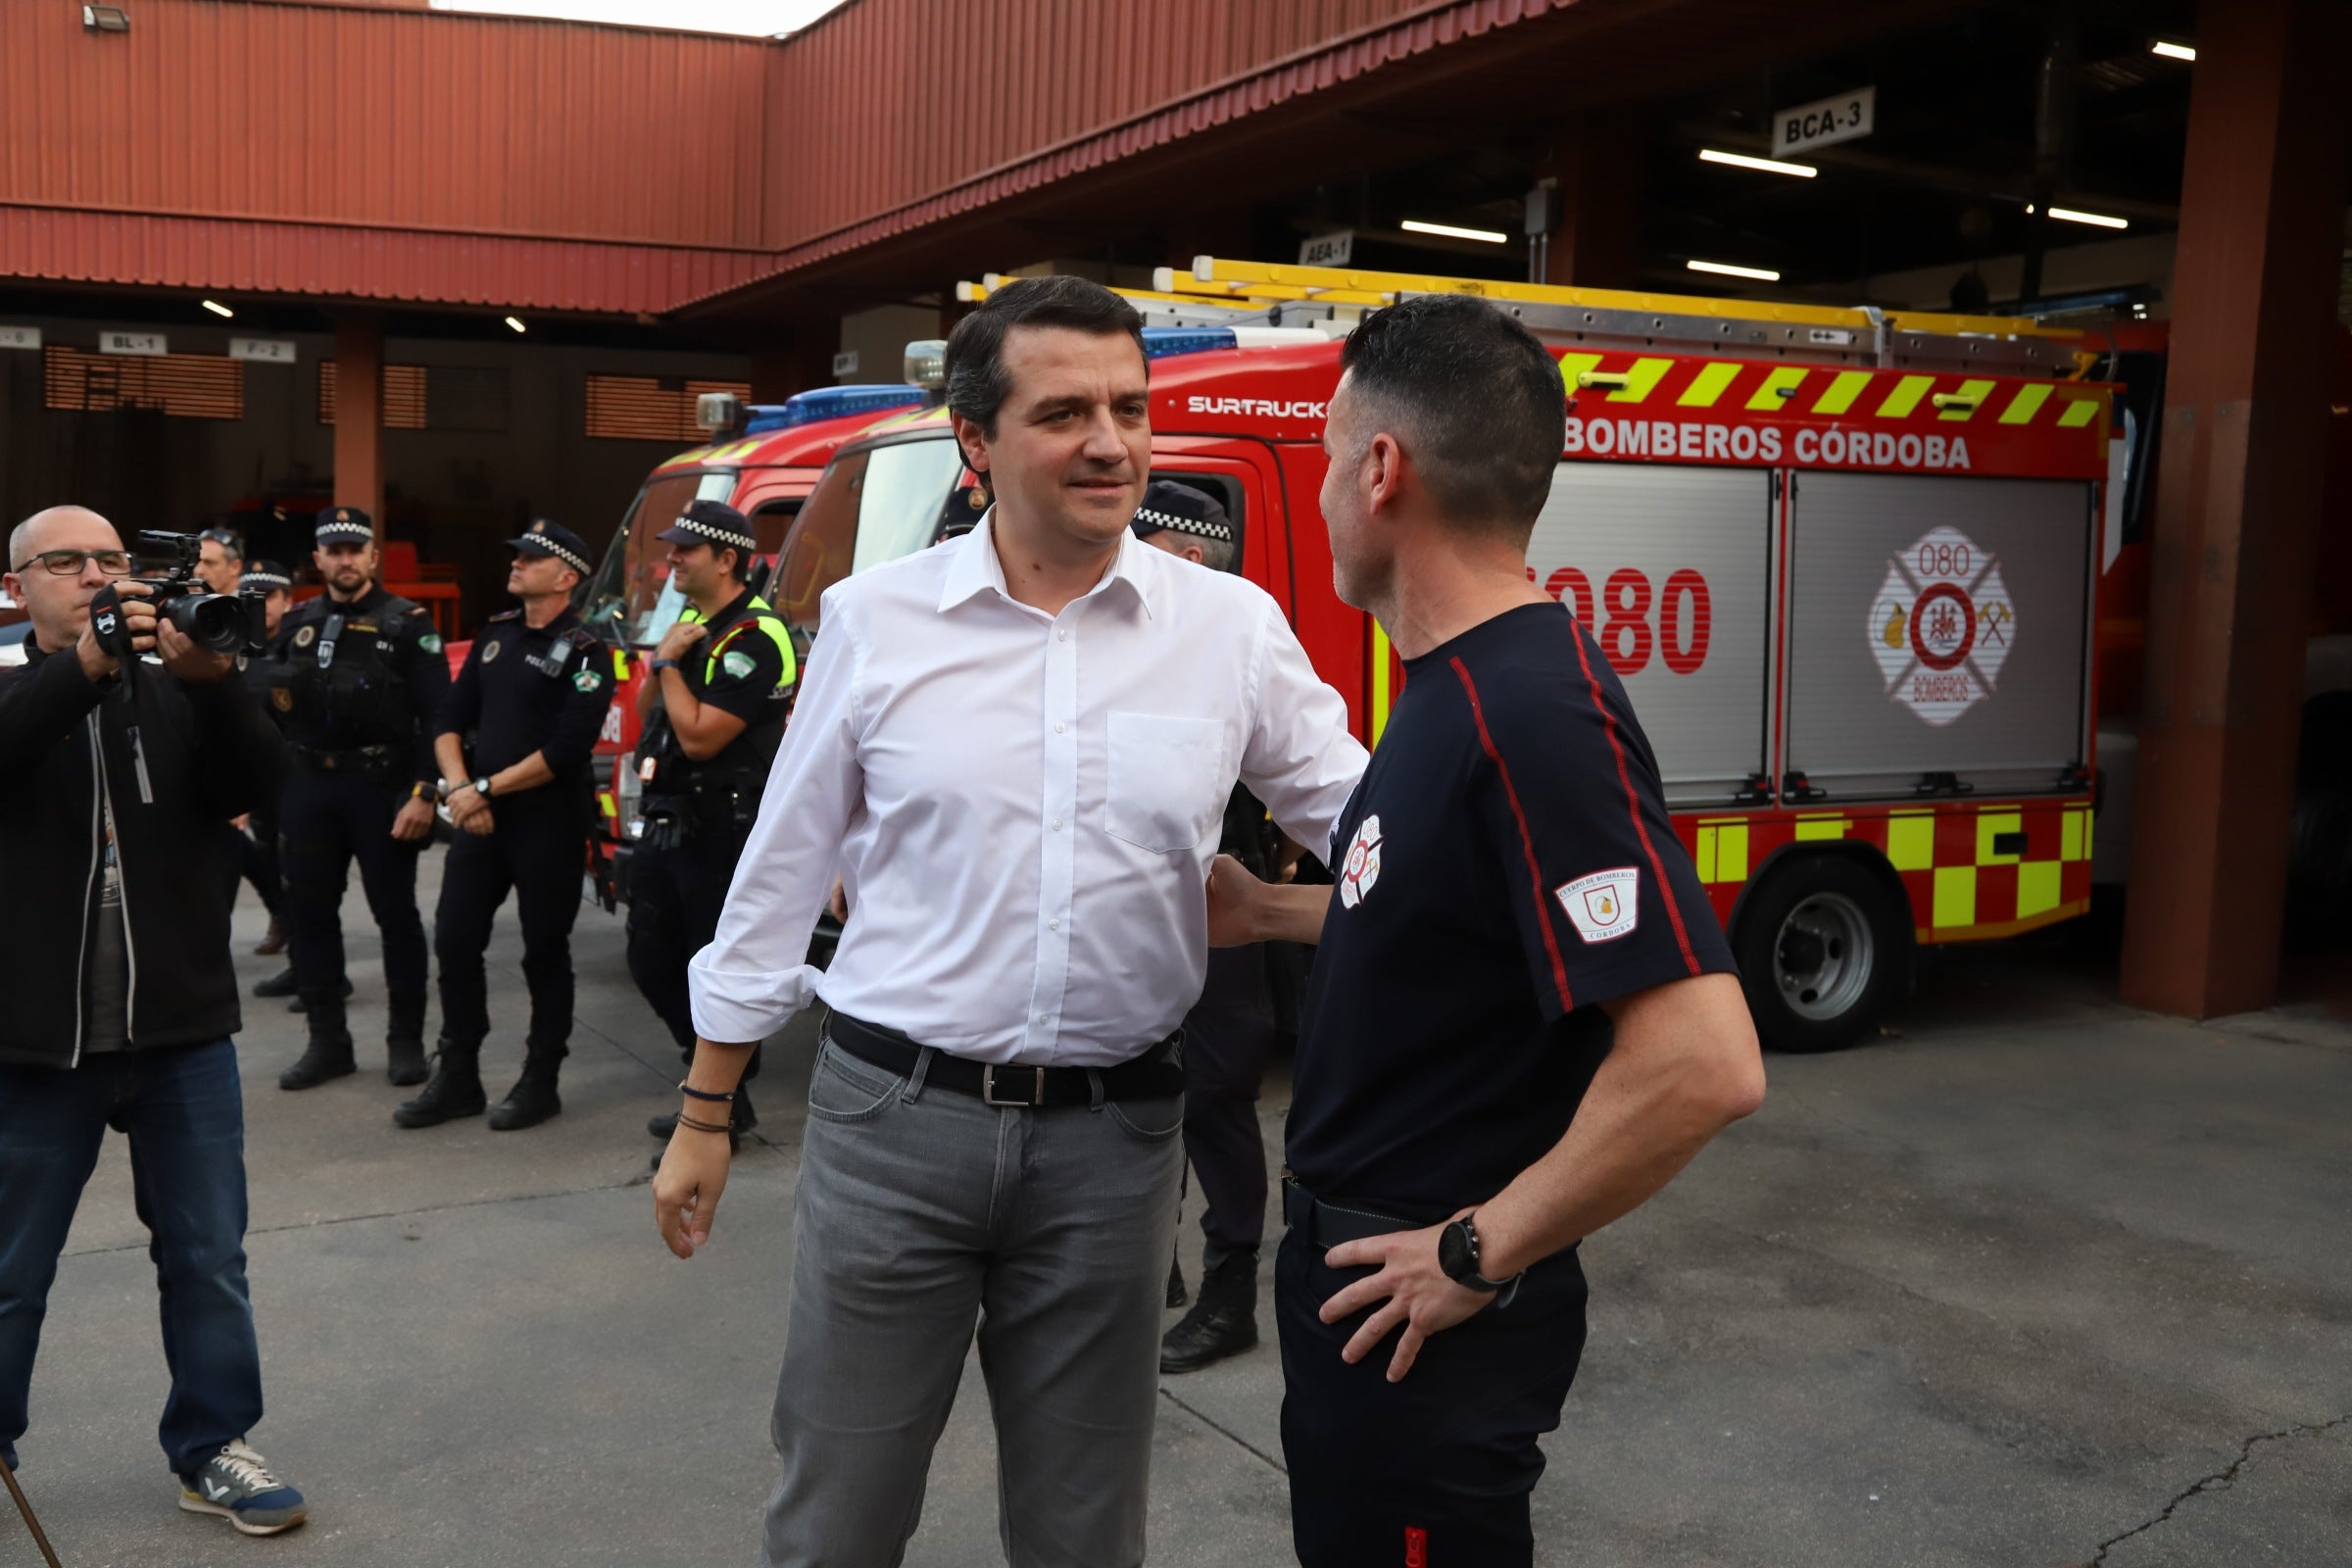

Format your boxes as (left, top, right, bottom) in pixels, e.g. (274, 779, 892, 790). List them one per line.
(574, 384, 931, 860)
(770, 260, 2124, 1052)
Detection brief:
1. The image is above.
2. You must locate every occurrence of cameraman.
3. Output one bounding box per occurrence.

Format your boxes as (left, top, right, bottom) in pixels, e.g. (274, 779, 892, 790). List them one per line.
(0, 507, 308, 1536)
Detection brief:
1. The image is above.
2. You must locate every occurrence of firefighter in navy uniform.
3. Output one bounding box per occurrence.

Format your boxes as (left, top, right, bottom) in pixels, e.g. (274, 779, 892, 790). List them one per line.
(397, 520, 613, 1132)
(269, 508, 449, 1092)
(624, 498, 795, 1150)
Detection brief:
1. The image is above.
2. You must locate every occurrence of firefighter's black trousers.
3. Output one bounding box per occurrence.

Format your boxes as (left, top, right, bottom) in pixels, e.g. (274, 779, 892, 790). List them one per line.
(1278, 1227, 1589, 1568)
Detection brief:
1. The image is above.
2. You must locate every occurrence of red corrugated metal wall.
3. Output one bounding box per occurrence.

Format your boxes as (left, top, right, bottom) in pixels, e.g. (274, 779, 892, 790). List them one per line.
(759, 0, 1429, 253)
(0, 0, 768, 251)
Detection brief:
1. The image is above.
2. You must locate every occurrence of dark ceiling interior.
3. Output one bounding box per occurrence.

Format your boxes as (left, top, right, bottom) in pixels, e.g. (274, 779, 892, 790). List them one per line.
(1261, 0, 2204, 305)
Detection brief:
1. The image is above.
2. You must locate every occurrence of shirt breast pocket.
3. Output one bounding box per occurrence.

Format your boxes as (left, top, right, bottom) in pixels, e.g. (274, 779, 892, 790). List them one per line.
(1104, 711, 1227, 854)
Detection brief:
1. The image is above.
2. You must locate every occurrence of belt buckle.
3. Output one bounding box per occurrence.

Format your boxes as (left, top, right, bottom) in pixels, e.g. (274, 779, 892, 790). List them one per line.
(981, 1064, 1045, 1107)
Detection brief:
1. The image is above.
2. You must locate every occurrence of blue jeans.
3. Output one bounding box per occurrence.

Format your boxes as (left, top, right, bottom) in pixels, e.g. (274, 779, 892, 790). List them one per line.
(0, 1039, 265, 1476)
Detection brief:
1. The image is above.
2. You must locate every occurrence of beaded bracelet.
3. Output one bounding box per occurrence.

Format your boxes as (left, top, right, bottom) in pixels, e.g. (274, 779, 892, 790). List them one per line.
(678, 1081, 735, 1102)
(675, 1112, 733, 1135)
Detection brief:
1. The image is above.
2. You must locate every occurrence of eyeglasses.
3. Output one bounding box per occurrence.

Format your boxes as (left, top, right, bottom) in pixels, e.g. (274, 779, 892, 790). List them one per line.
(11, 549, 134, 577)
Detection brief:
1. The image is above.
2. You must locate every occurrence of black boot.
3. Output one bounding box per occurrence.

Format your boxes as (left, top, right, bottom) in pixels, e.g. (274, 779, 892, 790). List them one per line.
(385, 998, 428, 1087)
(488, 1056, 564, 1131)
(278, 1010, 357, 1092)
(254, 964, 298, 998)
(393, 1042, 486, 1128)
(1167, 1253, 1189, 1310)
(1160, 1252, 1259, 1374)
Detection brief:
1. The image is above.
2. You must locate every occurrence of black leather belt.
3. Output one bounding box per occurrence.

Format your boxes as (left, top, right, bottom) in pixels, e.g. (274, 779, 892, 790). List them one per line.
(824, 1008, 1183, 1108)
(1281, 1178, 1432, 1248)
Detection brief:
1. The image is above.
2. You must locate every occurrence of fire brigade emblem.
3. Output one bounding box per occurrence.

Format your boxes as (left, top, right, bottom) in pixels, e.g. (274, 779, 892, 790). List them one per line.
(1338, 814, 1383, 909)
(1870, 525, 2015, 726)
(1557, 866, 1640, 944)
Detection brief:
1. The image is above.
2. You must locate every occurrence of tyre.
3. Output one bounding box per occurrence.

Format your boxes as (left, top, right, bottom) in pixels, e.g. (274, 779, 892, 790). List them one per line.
(1733, 853, 1909, 1054)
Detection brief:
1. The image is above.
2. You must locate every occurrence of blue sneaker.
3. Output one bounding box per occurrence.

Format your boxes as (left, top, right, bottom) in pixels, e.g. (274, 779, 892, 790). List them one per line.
(178, 1440, 308, 1536)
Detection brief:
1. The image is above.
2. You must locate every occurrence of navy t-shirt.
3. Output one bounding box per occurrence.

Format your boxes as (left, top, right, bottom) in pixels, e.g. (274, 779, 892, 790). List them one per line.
(1284, 602, 1738, 1220)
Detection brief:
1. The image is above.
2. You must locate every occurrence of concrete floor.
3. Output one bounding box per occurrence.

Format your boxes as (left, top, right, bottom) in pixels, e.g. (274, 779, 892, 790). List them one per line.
(13, 856, 2349, 1567)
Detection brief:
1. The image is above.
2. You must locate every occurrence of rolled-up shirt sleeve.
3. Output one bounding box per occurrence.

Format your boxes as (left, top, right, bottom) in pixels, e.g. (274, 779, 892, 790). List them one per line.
(1238, 593, 1369, 857)
(687, 590, 863, 1044)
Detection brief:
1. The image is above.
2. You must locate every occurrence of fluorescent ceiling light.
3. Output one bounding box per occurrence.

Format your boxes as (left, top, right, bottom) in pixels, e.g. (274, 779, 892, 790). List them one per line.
(1400, 220, 1508, 245)
(505, 316, 527, 332)
(2047, 206, 2129, 229)
(201, 299, 233, 318)
(2150, 40, 2196, 62)
(1687, 259, 1782, 282)
(1698, 148, 1817, 178)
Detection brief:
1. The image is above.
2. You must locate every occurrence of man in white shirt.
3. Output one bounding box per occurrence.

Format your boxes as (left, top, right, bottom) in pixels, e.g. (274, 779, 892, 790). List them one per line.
(652, 276, 1367, 1568)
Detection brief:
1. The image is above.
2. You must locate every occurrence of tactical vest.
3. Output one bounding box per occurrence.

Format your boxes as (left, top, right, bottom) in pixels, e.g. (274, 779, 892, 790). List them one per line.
(269, 593, 421, 751)
(638, 595, 796, 828)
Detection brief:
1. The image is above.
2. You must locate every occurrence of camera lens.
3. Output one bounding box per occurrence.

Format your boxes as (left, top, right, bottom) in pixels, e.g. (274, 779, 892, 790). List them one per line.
(169, 593, 252, 655)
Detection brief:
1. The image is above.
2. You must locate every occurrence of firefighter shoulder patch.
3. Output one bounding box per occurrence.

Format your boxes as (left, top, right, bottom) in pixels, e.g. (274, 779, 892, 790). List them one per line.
(1338, 814, 1383, 909)
(1556, 866, 1639, 943)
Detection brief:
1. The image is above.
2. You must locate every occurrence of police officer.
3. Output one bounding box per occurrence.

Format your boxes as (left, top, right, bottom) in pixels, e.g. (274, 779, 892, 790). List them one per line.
(624, 498, 795, 1149)
(1127, 482, 1296, 1371)
(230, 560, 296, 956)
(269, 508, 449, 1092)
(396, 519, 613, 1132)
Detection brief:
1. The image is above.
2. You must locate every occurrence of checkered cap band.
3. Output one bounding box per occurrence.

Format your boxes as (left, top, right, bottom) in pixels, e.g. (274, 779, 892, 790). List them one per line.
(671, 514, 757, 553)
(239, 571, 292, 591)
(316, 520, 374, 543)
(1133, 506, 1232, 544)
(523, 538, 592, 574)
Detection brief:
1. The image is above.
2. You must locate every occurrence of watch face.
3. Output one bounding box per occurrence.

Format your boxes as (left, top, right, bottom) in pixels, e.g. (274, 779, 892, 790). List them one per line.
(1439, 1220, 1473, 1281)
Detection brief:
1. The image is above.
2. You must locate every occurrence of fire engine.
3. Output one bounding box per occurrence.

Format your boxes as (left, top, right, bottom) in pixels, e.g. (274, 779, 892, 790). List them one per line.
(766, 258, 2132, 1052)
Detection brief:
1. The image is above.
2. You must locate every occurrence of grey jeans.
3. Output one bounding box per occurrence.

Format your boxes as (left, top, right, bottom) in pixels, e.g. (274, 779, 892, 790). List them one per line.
(760, 1032, 1186, 1568)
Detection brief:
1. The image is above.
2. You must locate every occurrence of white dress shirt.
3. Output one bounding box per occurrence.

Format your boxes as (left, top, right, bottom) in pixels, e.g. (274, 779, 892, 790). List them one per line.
(687, 513, 1367, 1066)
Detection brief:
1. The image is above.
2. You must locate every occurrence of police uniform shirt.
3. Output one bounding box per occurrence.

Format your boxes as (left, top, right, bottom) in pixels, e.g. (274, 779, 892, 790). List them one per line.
(652, 589, 795, 775)
(271, 582, 450, 787)
(439, 606, 613, 779)
(1284, 602, 1738, 1220)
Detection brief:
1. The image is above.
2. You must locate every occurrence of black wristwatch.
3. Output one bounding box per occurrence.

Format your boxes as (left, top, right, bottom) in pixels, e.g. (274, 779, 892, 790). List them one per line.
(1438, 1215, 1514, 1293)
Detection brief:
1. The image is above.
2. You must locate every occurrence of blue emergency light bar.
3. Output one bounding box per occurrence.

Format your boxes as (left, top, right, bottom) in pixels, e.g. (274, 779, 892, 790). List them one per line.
(1141, 326, 1238, 358)
(744, 384, 927, 435)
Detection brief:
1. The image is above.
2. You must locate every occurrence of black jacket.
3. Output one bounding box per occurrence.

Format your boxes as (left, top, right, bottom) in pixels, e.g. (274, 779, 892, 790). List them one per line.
(0, 641, 284, 1068)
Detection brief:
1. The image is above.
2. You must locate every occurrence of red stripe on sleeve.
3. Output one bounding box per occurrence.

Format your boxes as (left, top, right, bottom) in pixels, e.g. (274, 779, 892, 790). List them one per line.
(1567, 628, 1702, 975)
(1449, 657, 1575, 1014)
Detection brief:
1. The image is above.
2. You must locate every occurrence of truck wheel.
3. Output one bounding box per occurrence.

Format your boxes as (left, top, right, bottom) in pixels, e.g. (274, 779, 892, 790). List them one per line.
(1734, 855, 1906, 1054)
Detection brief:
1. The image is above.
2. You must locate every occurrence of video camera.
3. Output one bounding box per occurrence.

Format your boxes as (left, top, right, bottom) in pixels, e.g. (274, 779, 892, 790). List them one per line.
(89, 531, 269, 662)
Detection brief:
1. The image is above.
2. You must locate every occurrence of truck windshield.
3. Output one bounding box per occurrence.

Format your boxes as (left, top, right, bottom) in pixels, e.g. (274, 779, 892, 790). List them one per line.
(773, 436, 966, 637)
(579, 469, 737, 647)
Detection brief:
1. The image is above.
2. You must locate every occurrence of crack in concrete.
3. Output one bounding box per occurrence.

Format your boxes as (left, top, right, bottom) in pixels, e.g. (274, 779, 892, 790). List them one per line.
(2082, 1412, 2352, 1566)
(63, 1177, 649, 1257)
(1157, 1386, 1289, 1477)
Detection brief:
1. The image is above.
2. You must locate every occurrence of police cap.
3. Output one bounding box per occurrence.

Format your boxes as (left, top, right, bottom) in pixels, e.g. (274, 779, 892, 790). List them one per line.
(506, 518, 594, 575)
(314, 506, 374, 545)
(239, 560, 293, 593)
(658, 498, 757, 556)
(1130, 480, 1233, 546)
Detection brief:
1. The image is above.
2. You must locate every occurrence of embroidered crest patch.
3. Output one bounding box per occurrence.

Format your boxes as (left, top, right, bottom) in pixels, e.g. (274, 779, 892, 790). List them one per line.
(721, 649, 756, 680)
(572, 668, 602, 693)
(1338, 814, 1384, 909)
(1556, 866, 1640, 943)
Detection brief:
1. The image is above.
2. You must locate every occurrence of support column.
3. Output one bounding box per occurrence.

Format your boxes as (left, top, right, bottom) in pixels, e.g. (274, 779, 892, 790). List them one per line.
(1537, 120, 1643, 290)
(2118, 0, 2352, 1017)
(332, 311, 385, 529)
